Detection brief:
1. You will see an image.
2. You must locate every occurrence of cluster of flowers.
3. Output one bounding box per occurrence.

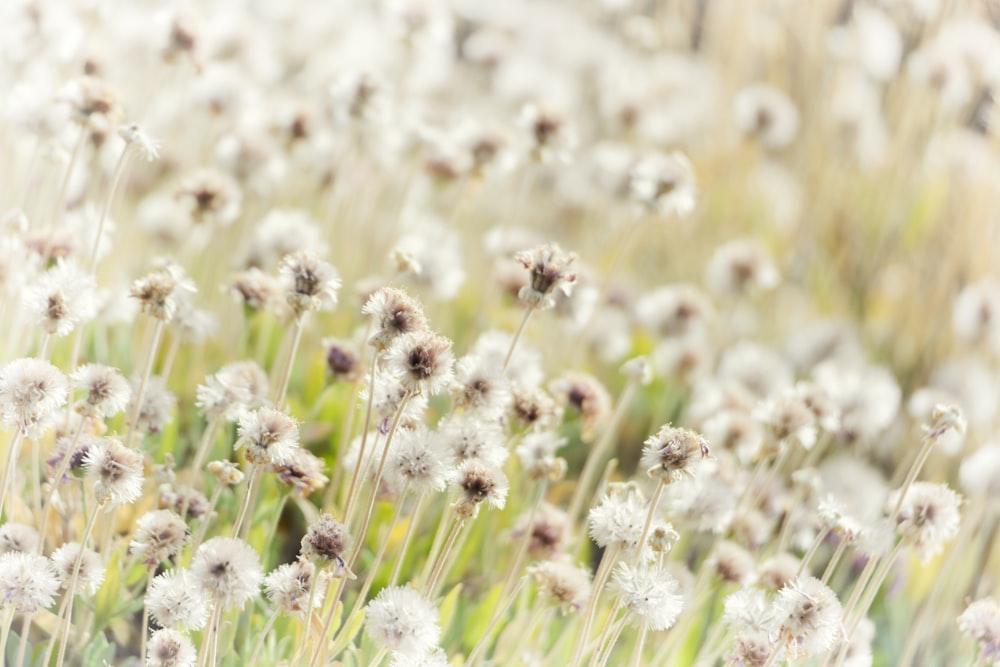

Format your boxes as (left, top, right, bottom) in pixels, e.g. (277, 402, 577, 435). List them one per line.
(3, 0, 1000, 665)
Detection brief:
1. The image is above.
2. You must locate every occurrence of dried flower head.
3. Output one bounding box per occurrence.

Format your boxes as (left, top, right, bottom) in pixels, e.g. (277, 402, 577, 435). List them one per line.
(300, 514, 353, 576)
(529, 559, 592, 613)
(768, 576, 843, 658)
(130, 509, 190, 568)
(363, 287, 429, 350)
(629, 151, 698, 216)
(208, 460, 245, 486)
(129, 374, 176, 435)
(365, 586, 441, 656)
(119, 123, 160, 161)
(84, 437, 144, 507)
(0, 551, 60, 614)
(0, 358, 68, 435)
(519, 104, 576, 164)
(509, 383, 562, 430)
(50, 542, 106, 594)
(72, 363, 131, 419)
(611, 562, 684, 631)
(706, 239, 781, 297)
(513, 502, 571, 558)
(23, 259, 98, 337)
(146, 628, 197, 667)
(514, 243, 577, 310)
(196, 360, 269, 423)
(229, 268, 282, 312)
(323, 337, 361, 381)
(145, 569, 212, 632)
(549, 372, 611, 441)
(279, 251, 341, 317)
(515, 430, 568, 481)
(758, 553, 802, 591)
(711, 540, 757, 586)
(640, 424, 711, 483)
(958, 598, 1000, 665)
(387, 426, 450, 495)
(60, 76, 123, 129)
(588, 484, 647, 553)
(162, 485, 210, 520)
(236, 406, 300, 466)
(890, 481, 963, 562)
(384, 330, 455, 396)
(451, 459, 509, 519)
(0, 523, 39, 555)
(176, 168, 241, 227)
(440, 414, 508, 468)
(130, 261, 196, 321)
(264, 559, 327, 617)
(734, 83, 800, 150)
(191, 537, 263, 609)
(451, 354, 511, 419)
(271, 447, 329, 497)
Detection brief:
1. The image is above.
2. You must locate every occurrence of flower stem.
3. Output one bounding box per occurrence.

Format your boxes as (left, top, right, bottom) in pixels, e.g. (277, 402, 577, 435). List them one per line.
(504, 306, 535, 370)
(54, 501, 101, 667)
(274, 313, 307, 408)
(464, 576, 528, 667)
(342, 347, 380, 519)
(0, 430, 25, 521)
(569, 545, 621, 667)
(424, 515, 466, 599)
(232, 464, 261, 538)
(389, 492, 426, 586)
(248, 609, 280, 666)
(125, 318, 166, 449)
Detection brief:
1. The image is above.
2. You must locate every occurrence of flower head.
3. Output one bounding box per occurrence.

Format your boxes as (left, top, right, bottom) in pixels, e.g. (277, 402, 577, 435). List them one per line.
(264, 559, 327, 617)
(196, 361, 269, 422)
(890, 481, 963, 562)
(958, 598, 1000, 665)
(384, 331, 455, 396)
(640, 424, 711, 483)
(387, 426, 450, 495)
(147, 628, 196, 667)
(145, 569, 211, 632)
(611, 562, 684, 631)
(451, 459, 509, 518)
(271, 448, 329, 498)
(529, 559, 592, 613)
(23, 259, 98, 337)
(0, 358, 68, 435)
(130, 261, 196, 321)
(83, 437, 144, 508)
(362, 287, 429, 351)
(190, 537, 263, 609)
(236, 406, 300, 466)
(514, 243, 577, 310)
(129, 509, 190, 568)
(0, 552, 60, 614)
(300, 514, 353, 576)
(50, 542, 106, 594)
(280, 250, 341, 316)
(0, 524, 39, 555)
(629, 151, 697, 216)
(365, 586, 441, 656)
(768, 576, 843, 658)
(72, 363, 131, 419)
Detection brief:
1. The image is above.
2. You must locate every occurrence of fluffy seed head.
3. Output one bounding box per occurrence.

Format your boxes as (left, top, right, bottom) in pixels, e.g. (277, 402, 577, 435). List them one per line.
(129, 509, 190, 568)
(271, 447, 329, 498)
(190, 537, 263, 609)
(145, 569, 212, 631)
(84, 437, 144, 508)
(279, 250, 341, 316)
(365, 586, 441, 655)
(50, 542, 106, 594)
(0, 523, 39, 555)
(890, 481, 963, 562)
(264, 559, 327, 617)
(147, 628, 196, 667)
(23, 259, 98, 336)
(72, 363, 131, 419)
(130, 261, 196, 321)
(768, 576, 843, 658)
(300, 514, 353, 575)
(640, 424, 711, 483)
(957, 598, 1000, 664)
(529, 559, 592, 613)
(362, 287, 429, 350)
(236, 406, 300, 466)
(611, 562, 684, 631)
(451, 459, 509, 518)
(385, 331, 455, 396)
(514, 243, 577, 310)
(0, 551, 60, 614)
(0, 358, 68, 435)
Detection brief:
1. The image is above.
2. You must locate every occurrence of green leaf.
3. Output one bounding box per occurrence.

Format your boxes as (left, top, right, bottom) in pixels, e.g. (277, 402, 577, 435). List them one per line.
(80, 632, 115, 667)
(329, 606, 366, 660)
(438, 583, 463, 634)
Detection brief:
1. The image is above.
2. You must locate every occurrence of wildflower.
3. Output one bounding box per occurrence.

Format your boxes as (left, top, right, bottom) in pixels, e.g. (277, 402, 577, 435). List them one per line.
(0, 524, 39, 554)
(323, 337, 361, 381)
(171, 299, 218, 344)
(50, 542, 106, 594)
(628, 151, 697, 216)
(733, 83, 800, 150)
(236, 406, 300, 466)
(389, 647, 450, 667)
(648, 523, 681, 555)
(451, 354, 511, 419)
(162, 485, 210, 520)
(725, 629, 773, 667)
(758, 553, 802, 591)
(890, 481, 963, 562)
(509, 384, 562, 430)
(129, 509, 190, 568)
(636, 284, 714, 339)
(60, 76, 123, 129)
(515, 430, 567, 481)
(196, 361, 269, 422)
(84, 437, 144, 507)
(768, 576, 843, 658)
(146, 628, 197, 667)
(390, 217, 466, 301)
(530, 559, 592, 613)
(0, 552, 60, 614)
(279, 250, 341, 317)
(271, 448, 329, 497)
(264, 559, 327, 617)
(361, 369, 431, 424)
(705, 239, 780, 297)
(611, 562, 684, 631)
(514, 243, 577, 310)
(960, 442, 1000, 497)
(451, 459, 509, 519)
(588, 485, 647, 553)
(130, 261, 196, 321)
(710, 540, 757, 586)
(145, 569, 212, 632)
(519, 104, 576, 163)
(176, 168, 242, 226)
(300, 514, 353, 576)
(229, 268, 282, 311)
(439, 415, 508, 468)
(23, 259, 98, 336)
(513, 502, 571, 558)
(208, 460, 245, 487)
(72, 364, 131, 419)
(365, 586, 441, 656)
(952, 280, 1000, 350)
(384, 330, 455, 396)
(387, 426, 450, 495)
(0, 358, 68, 435)
(243, 209, 328, 270)
(118, 123, 160, 161)
(128, 375, 176, 434)
(957, 598, 1000, 664)
(640, 424, 711, 482)
(190, 537, 263, 609)
(754, 392, 817, 450)
(549, 372, 611, 441)
(362, 287, 429, 350)
(922, 402, 966, 440)
(723, 588, 771, 631)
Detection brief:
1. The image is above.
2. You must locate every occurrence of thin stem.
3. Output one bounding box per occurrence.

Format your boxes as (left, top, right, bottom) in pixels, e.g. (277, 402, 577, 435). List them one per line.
(0, 607, 15, 666)
(628, 623, 648, 667)
(44, 127, 87, 264)
(593, 615, 629, 667)
(424, 515, 465, 599)
(309, 574, 347, 667)
(568, 381, 637, 521)
(192, 483, 225, 551)
(569, 545, 621, 667)
(89, 140, 131, 271)
(39, 420, 86, 552)
(231, 465, 261, 538)
(464, 577, 527, 666)
(248, 609, 280, 666)
(821, 538, 849, 585)
(125, 318, 166, 450)
(139, 587, 150, 665)
(325, 359, 365, 510)
(160, 335, 181, 381)
(274, 314, 307, 408)
(636, 480, 666, 562)
(0, 431, 25, 521)
(504, 306, 535, 370)
(419, 503, 454, 587)
(342, 348, 379, 519)
(589, 596, 624, 667)
(14, 614, 31, 667)
(497, 481, 547, 602)
(797, 526, 831, 577)
(348, 485, 409, 621)
(389, 492, 426, 586)
(188, 419, 221, 484)
(891, 433, 937, 520)
(197, 605, 222, 667)
(54, 501, 101, 667)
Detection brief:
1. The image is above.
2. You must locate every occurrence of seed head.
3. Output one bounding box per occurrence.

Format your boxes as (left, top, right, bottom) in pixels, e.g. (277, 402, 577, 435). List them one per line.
(83, 437, 144, 508)
(365, 586, 441, 656)
(362, 287, 429, 350)
(451, 459, 509, 519)
(72, 363, 131, 419)
(129, 509, 190, 568)
(145, 569, 212, 632)
(640, 424, 711, 483)
(146, 628, 197, 667)
(0, 358, 68, 436)
(385, 330, 455, 396)
(279, 250, 341, 316)
(514, 243, 577, 310)
(300, 514, 353, 576)
(50, 542, 106, 594)
(190, 537, 263, 609)
(0, 552, 60, 614)
(236, 406, 300, 466)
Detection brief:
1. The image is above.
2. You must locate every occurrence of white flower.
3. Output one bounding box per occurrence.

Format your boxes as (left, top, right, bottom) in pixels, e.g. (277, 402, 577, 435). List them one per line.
(384, 331, 455, 396)
(365, 586, 441, 656)
(191, 537, 263, 609)
(50, 542, 106, 594)
(83, 438, 144, 508)
(146, 569, 211, 632)
(890, 482, 963, 562)
(236, 406, 300, 466)
(279, 250, 341, 316)
(0, 552, 60, 614)
(0, 358, 68, 435)
(264, 560, 327, 617)
(734, 83, 800, 150)
(147, 628, 196, 667)
(612, 562, 684, 632)
(72, 364, 131, 419)
(629, 151, 697, 216)
(23, 259, 98, 337)
(768, 576, 843, 658)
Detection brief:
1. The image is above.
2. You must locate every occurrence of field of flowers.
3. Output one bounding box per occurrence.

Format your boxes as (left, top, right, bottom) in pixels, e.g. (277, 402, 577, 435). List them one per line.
(1, 0, 1000, 665)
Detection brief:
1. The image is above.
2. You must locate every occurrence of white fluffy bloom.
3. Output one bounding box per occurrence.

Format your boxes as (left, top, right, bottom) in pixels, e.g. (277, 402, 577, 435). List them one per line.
(129, 509, 190, 568)
(628, 150, 697, 216)
(890, 482, 963, 562)
(389, 647, 449, 667)
(23, 259, 98, 336)
(72, 364, 131, 419)
(146, 569, 212, 632)
(366, 586, 441, 655)
(191, 537, 263, 609)
(264, 559, 327, 617)
(0, 552, 60, 614)
(0, 358, 68, 435)
(196, 360, 269, 422)
(588, 485, 647, 553)
(146, 628, 197, 667)
(387, 425, 450, 495)
(236, 406, 300, 466)
(83, 437, 144, 508)
(451, 354, 511, 420)
(50, 542, 106, 595)
(611, 562, 684, 631)
(768, 576, 843, 658)
(384, 331, 455, 396)
(734, 83, 800, 150)
(279, 250, 341, 316)
(957, 598, 1000, 665)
